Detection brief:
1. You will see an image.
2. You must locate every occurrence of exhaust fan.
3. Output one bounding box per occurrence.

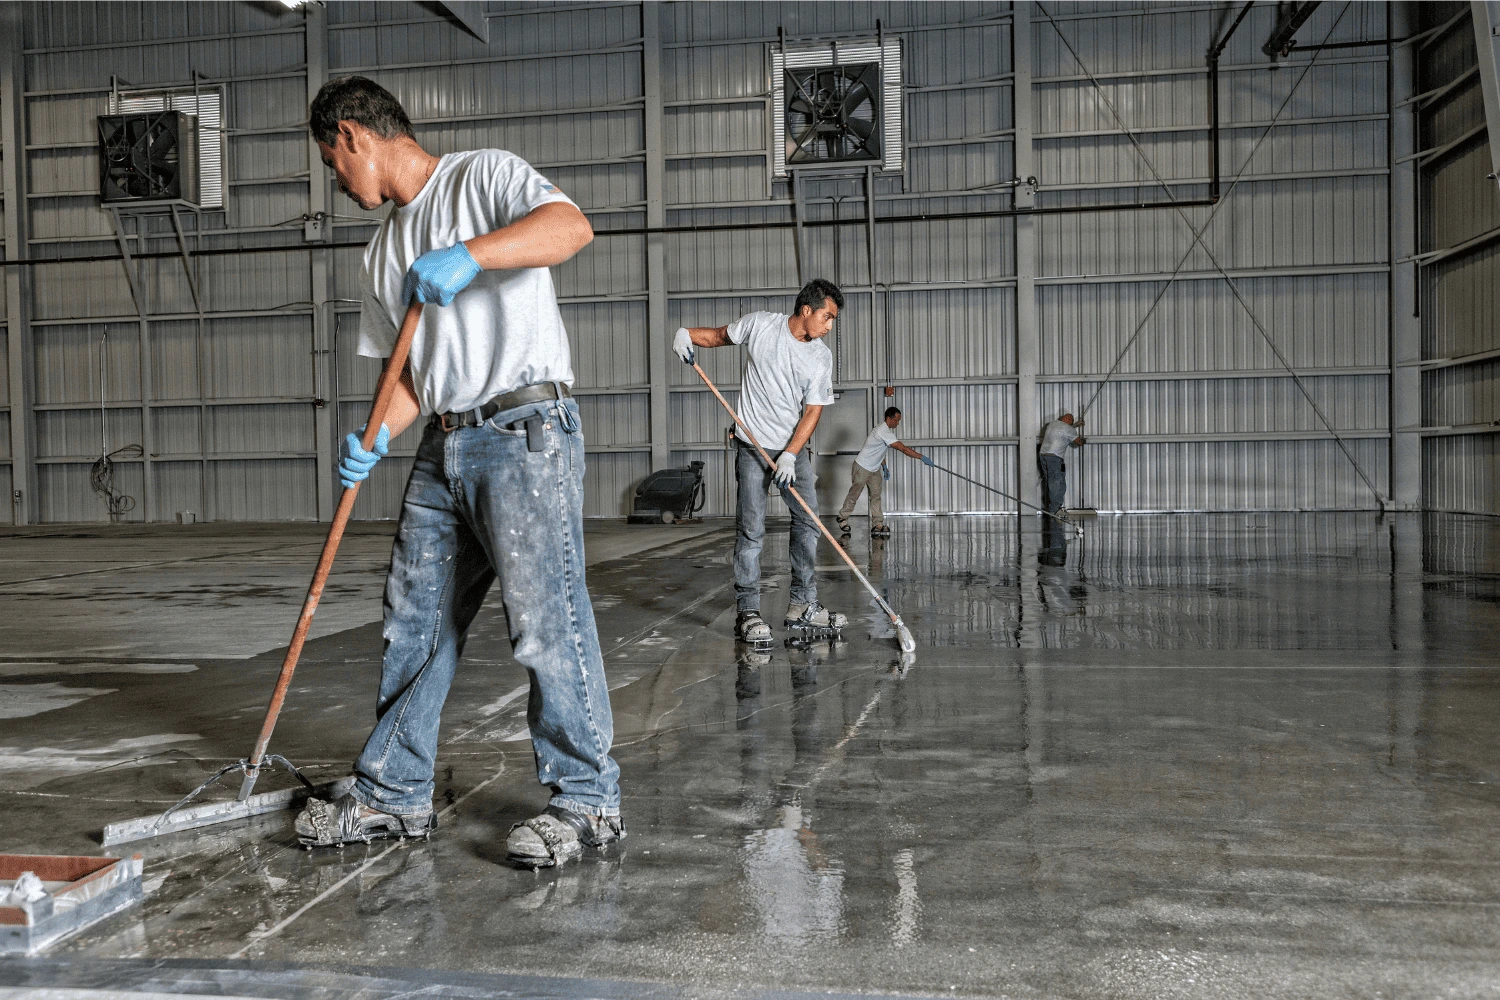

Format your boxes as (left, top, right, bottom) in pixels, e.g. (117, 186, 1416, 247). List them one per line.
(97, 110, 199, 205)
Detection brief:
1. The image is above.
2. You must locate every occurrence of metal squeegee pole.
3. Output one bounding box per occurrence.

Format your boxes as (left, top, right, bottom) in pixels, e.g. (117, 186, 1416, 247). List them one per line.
(930, 460, 1075, 526)
(237, 301, 424, 802)
(690, 362, 904, 627)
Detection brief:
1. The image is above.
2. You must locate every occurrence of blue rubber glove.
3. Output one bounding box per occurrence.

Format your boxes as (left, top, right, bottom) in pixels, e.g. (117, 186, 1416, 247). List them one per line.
(672, 327, 696, 365)
(338, 424, 389, 489)
(773, 451, 797, 488)
(403, 242, 482, 306)
(921, 454, 935, 467)
(882, 463, 891, 482)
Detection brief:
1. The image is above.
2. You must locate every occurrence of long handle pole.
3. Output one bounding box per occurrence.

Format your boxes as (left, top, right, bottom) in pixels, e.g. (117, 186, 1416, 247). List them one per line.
(929, 459, 1077, 527)
(691, 362, 914, 653)
(237, 301, 424, 801)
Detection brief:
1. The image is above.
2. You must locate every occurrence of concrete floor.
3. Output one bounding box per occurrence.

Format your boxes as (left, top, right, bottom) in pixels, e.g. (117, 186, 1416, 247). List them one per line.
(1, 512, 1498, 999)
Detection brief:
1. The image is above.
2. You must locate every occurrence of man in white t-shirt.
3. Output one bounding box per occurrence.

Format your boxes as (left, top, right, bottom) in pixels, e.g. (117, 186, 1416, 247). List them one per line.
(836, 406, 932, 537)
(1038, 412, 1085, 515)
(292, 76, 622, 869)
(672, 280, 850, 645)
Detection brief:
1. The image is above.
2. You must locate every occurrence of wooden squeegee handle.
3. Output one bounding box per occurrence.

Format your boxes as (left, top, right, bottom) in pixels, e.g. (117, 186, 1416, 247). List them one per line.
(237, 301, 423, 801)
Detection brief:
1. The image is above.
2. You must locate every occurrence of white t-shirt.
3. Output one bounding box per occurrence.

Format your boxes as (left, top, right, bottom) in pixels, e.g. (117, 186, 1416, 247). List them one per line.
(357, 149, 576, 415)
(1040, 419, 1077, 457)
(855, 423, 900, 472)
(726, 312, 835, 451)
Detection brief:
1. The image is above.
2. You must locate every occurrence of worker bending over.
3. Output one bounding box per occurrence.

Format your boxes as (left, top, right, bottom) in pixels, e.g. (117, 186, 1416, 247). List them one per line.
(673, 280, 849, 645)
(296, 76, 622, 868)
(1038, 412, 1086, 517)
(836, 406, 932, 537)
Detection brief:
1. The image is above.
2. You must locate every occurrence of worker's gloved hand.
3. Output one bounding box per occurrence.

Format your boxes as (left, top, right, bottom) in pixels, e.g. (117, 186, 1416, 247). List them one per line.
(403, 243, 482, 306)
(338, 423, 389, 489)
(920, 454, 935, 467)
(672, 327, 696, 365)
(882, 463, 891, 482)
(773, 451, 798, 487)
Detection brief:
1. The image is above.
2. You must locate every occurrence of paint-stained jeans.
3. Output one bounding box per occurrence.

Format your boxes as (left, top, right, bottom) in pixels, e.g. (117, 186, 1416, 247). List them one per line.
(838, 461, 885, 526)
(734, 438, 819, 612)
(1039, 453, 1066, 514)
(351, 398, 620, 819)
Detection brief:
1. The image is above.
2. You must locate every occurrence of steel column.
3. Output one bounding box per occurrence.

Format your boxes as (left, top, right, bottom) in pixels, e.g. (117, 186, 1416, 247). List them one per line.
(1013, 3, 1040, 517)
(306, 5, 336, 521)
(1390, 4, 1422, 509)
(0, 5, 30, 523)
(643, 1, 669, 472)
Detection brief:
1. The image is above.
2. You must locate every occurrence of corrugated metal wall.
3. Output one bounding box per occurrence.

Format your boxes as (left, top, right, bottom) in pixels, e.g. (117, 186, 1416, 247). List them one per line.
(3, 1, 1398, 522)
(1415, 2, 1500, 515)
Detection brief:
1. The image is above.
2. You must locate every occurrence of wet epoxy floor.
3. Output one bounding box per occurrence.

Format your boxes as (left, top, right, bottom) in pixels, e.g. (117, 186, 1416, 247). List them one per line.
(2, 513, 1499, 999)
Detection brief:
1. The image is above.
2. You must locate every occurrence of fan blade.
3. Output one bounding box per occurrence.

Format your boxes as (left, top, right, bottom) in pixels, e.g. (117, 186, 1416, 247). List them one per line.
(841, 80, 875, 118)
(787, 95, 817, 116)
(788, 123, 821, 159)
(845, 117, 875, 141)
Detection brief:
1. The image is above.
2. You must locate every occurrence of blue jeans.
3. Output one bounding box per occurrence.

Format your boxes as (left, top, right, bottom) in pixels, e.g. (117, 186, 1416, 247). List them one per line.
(351, 398, 620, 818)
(1039, 453, 1066, 514)
(734, 438, 819, 612)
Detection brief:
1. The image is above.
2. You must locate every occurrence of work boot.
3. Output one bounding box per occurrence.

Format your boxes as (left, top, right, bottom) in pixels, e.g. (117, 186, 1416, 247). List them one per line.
(294, 793, 435, 848)
(735, 609, 773, 644)
(506, 805, 625, 868)
(784, 601, 848, 632)
(834, 515, 851, 534)
(870, 523, 891, 537)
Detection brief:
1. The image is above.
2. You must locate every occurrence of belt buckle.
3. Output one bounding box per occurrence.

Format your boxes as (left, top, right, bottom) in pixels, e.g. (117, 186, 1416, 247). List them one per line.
(439, 412, 459, 433)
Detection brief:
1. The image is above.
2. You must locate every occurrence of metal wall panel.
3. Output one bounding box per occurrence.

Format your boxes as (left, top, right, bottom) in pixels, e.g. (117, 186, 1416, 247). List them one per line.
(1072, 439, 1390, 512)
(1424, 435, 1500, 515)
(1039, 273, 1388, 375)
(1041, 374, 1388, 436)
(1416, 4, 1500, 512)
(1423, 359, 1500, 429)
(585, 451, 650, 517)
(12, 1, 1404, 520)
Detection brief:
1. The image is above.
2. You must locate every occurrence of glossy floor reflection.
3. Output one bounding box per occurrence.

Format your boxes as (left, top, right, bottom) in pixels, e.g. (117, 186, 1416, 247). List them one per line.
(1, 513, 1498, 999)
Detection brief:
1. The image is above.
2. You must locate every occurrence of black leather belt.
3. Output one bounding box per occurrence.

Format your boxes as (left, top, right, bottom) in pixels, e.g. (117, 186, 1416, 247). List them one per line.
(437, 381, 571, 433)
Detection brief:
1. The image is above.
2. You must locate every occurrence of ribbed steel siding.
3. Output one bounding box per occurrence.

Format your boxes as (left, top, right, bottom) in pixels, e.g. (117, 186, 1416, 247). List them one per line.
(1039, 273, 1388, 375)
(1043, 376, 1388, 436)
(1425, 436, 1500, 515)
(1417, 2, 1500, 513)
(585, 451, 650, 518)
(1425, 242, 1500, 361)
(1424, 360, 1500, 429)
(1073, 439, 1389, 512)
(1033, 1, 1390, 514)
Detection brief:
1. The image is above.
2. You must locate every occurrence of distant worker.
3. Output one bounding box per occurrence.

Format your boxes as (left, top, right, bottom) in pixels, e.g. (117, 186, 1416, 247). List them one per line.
(673, 279, 850, 646)
(1038, 412, 1085, 517)
(836, 406, 932, 538)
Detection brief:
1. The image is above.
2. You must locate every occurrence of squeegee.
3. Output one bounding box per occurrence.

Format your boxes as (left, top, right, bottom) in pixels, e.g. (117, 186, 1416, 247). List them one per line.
(102, 302, 425, 847)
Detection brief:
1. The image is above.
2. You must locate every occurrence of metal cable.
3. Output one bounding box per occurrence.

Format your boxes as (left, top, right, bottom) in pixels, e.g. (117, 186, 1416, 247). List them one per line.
(1038, 1, 1385, 508)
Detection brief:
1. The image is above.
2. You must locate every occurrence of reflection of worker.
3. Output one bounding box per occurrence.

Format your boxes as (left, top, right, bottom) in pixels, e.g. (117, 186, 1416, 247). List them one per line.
(836, 407, 932, 538)
(673, 280, 849, 644)
(1038, 412, 1085, 516)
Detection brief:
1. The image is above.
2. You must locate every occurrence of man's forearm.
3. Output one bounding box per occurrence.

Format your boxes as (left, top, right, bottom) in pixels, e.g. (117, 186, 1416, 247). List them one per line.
(783, 405, 824, 455)
(894, 442, 923, 459)
(688, 326, 732, 349)
(377, 363, 423, 438)
(464, 202, 593, 270)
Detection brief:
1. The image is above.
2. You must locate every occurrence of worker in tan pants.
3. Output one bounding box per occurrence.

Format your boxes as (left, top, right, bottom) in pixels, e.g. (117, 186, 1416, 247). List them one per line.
(836, 406, 931, 537)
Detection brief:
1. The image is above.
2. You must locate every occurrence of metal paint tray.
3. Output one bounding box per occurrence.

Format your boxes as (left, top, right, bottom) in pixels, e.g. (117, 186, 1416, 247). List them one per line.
(0, 853, 144, 954)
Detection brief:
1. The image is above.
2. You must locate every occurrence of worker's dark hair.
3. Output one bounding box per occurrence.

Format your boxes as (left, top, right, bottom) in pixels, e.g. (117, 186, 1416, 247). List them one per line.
(884, 406, 901, 419)
(309, 76, 414, 147)
(794, 279, 844, 316)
